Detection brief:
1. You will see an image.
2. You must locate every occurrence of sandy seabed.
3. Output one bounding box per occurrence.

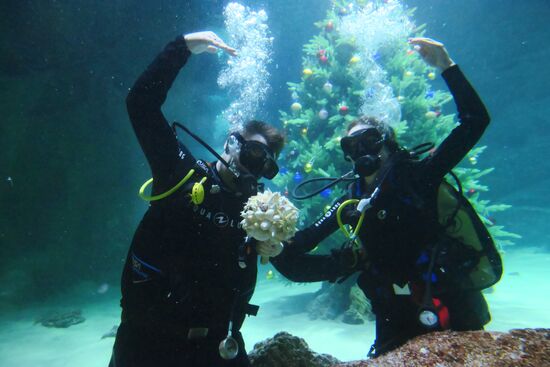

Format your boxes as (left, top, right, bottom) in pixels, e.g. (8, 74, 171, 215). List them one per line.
(1, 247, 549, 367)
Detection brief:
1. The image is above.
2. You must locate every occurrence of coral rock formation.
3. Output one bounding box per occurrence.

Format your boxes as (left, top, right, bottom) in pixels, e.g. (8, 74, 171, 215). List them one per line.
(249, 329, 550, 367)
(249, 332, 341, 367)
(337, 329, 550, 367)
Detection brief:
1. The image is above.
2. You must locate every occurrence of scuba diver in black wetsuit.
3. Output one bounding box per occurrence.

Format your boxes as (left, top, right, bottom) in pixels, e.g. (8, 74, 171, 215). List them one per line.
(271, 37, 502, 357)
(109, 31, 285, 367)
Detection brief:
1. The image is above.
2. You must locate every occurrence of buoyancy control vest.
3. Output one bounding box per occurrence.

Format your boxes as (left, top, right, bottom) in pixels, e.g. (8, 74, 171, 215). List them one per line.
(431, 179, 503, 293)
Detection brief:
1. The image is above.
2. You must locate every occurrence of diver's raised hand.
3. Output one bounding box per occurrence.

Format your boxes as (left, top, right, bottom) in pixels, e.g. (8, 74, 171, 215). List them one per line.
(184, 31, 237, 56)
(409, 37, 455, 73)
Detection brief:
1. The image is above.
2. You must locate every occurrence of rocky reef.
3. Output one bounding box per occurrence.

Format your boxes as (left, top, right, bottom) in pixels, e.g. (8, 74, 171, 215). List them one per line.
(249, 329, 550, 367)
(249, 332, 340, 367)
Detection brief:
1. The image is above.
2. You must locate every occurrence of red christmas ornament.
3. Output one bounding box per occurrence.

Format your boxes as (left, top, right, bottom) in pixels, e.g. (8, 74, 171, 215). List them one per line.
(467, 188, 476, 197)
(325, 21, 334, 32)
(339, 105, 349, 115)
(317, 49, 326, 57)
(319, 55, 328, 64)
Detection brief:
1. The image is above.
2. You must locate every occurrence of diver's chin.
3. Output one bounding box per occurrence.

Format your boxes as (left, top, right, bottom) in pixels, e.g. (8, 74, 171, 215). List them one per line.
(234, 163, 261, 181)
(364, 172, 378, 186)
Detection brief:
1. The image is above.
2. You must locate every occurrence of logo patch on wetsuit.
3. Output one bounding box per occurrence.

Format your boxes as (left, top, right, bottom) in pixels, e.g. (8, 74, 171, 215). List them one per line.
(196, 160, 209, 174)
(214, 212, 230, 227)
(192, 206, 243, 229)
(131, 252, 162, 283)
(392, 283, 412, 295)
(314, 201, 342, 227)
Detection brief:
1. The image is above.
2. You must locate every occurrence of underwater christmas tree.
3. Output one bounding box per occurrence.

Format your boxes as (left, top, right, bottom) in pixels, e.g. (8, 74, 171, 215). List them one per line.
(274, 0, 519, 322)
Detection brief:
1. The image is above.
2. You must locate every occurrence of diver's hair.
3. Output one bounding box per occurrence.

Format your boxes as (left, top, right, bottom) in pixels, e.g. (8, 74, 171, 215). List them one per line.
(241, 120, 286, 157)
(346, 116, 399, 152)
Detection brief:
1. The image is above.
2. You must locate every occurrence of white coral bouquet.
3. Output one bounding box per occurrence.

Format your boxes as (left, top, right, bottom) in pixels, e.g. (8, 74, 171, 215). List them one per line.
(240, 190, 299, 263)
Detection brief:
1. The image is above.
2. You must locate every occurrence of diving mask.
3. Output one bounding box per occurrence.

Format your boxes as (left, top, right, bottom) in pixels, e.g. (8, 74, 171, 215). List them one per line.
(229, 133, 279, 179)
(340, 128, 384, 162)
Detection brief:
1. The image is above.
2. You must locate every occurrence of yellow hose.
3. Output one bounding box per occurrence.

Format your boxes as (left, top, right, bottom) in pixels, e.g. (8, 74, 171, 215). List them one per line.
(336, 199, 365, 249)
(139, 169, 196, 201)
(337, 199, 359, 237)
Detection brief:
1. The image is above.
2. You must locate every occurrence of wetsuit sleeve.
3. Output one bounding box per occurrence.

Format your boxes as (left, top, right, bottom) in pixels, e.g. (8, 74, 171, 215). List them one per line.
(271, 250, 351, 283)
(423, 65, 490, 180)
(126, 36, 194, 179)
(271, 197, 350, 282)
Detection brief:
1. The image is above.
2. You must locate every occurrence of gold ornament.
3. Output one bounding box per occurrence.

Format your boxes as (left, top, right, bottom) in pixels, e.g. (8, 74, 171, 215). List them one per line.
(425, 111, 438, 120)
(291, 102, 302, 112)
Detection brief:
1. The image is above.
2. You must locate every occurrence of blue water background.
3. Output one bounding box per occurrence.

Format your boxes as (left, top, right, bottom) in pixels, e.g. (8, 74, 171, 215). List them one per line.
(0, 0, 549, 310)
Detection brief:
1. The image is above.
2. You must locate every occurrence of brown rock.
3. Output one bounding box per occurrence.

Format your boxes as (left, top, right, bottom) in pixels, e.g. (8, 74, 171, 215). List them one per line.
(335, 329, 550, 367)
(249, 331, 341, 367)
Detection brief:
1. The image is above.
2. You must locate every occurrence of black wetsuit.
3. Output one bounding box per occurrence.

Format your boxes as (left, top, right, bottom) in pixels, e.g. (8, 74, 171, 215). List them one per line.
(272, 65, 492, 357)
(109, 36, 256, 367)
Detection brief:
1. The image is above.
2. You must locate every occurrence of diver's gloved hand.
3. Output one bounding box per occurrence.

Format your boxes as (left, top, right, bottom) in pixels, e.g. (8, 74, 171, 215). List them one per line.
(257, 241, 284, 258)
(409, 37, 455, 72)
(184, 31, 237, 56)
(257, 241, 284, 265)
(331, 246, 367, 271)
